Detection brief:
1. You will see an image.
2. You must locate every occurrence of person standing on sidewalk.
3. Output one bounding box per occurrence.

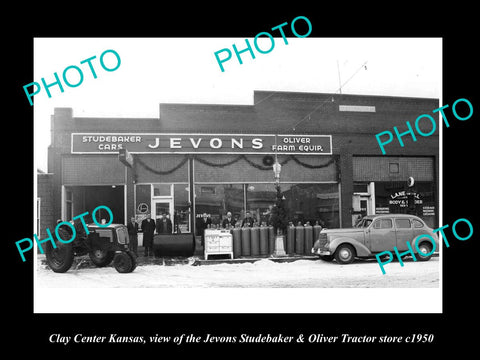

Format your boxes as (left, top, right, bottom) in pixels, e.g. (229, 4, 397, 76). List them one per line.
(141, 215, 156, 257)
(127, 217, 139, 256)
(156, 213, 173, 234)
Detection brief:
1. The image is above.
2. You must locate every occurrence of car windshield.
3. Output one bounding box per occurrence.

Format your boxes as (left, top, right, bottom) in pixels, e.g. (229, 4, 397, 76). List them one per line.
(355, 218, 372, 228)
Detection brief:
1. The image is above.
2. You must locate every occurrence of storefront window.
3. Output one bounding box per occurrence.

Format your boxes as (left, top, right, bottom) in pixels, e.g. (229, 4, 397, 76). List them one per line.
(141, 182, 341, 233)
(194, 183, 340, 229)
(245, 184, 276, 225)
(281, 183, 340, 228)
(374, 181, 436, 228)
(195, 184, 244, 226)
(153, 184, 172, 197)
(135, 184, 151, 224)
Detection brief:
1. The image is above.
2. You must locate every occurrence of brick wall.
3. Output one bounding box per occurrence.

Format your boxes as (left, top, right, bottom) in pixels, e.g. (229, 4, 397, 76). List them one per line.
(353, 156, 435, 182)
(134, 154, 188, 183)
(62, 155, 125, 185)
(37, 173, 54, 239)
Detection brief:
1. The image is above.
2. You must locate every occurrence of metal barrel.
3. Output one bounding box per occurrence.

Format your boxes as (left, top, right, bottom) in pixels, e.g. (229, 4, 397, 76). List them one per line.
(313, 224, 322, 243)
(250, 226, 260, 256)
(241, 226, 251, 256)
(259, 226, 269, 255)
(153, 234, 195, 257)
(231, 227, 242, 258)
(286, 225, 295, 255)
(294, 224, 305, 255)
(268, 226, 275, 254)
(304, 225, 313, 255)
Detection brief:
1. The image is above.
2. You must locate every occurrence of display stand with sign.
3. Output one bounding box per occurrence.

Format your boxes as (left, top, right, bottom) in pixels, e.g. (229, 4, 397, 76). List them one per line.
(204, 229, 233, 260)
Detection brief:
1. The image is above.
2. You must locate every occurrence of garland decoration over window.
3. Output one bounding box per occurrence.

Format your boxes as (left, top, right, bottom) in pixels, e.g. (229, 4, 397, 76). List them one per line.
(194, 154, 335, 170)
(135, 156, 188, 175)
(134, 154, 336, 175)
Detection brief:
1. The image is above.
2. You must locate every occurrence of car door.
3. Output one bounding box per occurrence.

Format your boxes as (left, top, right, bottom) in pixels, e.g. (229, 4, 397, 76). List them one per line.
(368, 218, 396, 252)
(394, 218, 414, 251)
(412, 218, 428, 240)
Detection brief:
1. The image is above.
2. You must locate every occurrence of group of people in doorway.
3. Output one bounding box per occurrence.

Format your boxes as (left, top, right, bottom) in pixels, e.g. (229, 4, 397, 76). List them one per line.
(127, 213, 173, 257)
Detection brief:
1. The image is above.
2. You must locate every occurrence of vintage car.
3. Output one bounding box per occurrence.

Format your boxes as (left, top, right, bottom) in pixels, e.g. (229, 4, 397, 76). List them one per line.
(311, 214, 438, 264)
(45, 222, 137, 273)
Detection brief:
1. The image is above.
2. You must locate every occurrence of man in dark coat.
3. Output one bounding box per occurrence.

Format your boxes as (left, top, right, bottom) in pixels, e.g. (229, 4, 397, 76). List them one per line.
(195, 215, 203, 237)
(156, 213, 173, 234)
(141, 215, 156, 257)
(127, 216, 139, 255)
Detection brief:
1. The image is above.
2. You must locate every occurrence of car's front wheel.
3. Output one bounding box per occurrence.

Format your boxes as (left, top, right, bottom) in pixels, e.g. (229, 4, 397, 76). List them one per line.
(334, 244, 356, 264)
(416, 241, 433, 261)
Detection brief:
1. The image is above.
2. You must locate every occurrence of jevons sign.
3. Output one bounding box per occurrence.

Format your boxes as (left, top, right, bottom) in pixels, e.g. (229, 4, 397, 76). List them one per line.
(71, 133, 332, 155)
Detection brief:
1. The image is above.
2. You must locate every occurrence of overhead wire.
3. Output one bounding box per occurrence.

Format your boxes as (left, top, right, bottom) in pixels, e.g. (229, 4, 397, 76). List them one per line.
(290, 61, 368, 131)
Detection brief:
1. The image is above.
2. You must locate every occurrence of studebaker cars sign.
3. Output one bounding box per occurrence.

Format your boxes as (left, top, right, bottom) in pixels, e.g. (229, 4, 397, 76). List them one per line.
(71, 133, 332, 155)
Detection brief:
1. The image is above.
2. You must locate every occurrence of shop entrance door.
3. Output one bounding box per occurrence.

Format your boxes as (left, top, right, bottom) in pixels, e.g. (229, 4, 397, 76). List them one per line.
(351, 194, 372, 226)
(63, 185, 125, 224)
(152, 199, 173, 229)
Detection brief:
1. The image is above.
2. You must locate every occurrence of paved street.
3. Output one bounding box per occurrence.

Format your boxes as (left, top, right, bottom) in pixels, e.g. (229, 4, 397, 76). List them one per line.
(36, 255, 439, 288)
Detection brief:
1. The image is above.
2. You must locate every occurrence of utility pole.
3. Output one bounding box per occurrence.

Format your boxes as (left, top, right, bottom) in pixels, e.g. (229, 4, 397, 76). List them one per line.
(337, 60, 342, 94)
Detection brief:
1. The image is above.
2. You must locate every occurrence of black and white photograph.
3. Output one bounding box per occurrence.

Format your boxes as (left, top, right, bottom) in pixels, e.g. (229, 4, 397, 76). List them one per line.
(8, 7, 479, 354)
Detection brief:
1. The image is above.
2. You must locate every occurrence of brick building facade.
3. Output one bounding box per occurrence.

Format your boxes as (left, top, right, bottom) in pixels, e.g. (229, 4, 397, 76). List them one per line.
(38, 90, 439, 242)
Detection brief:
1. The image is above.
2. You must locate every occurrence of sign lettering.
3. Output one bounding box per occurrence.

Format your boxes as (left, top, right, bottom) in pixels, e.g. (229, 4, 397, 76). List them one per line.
(71, 133, 332, 155)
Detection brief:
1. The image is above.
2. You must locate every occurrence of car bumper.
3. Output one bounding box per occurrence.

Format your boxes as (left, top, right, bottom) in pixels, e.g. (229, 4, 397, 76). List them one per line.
(311, 248, 331, 256)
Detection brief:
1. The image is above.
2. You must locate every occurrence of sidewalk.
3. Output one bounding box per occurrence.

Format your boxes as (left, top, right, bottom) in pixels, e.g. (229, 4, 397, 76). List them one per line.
(36, 243, 439, 270)
(37, 247, 318, 269)
(192, 254, 318, 266)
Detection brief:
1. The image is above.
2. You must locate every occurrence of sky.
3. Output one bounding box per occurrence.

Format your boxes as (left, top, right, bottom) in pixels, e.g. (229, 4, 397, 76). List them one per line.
(33, 37, 442, 172)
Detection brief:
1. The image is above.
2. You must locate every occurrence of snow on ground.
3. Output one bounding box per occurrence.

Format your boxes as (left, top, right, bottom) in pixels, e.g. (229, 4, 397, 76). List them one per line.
(35, 256, 440, 288)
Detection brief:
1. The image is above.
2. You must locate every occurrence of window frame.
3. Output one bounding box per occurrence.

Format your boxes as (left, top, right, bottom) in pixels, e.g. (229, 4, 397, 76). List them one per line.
(395, 218, 412, 229)
(373, 218, 393, 229)
(412, 219, 425, 228)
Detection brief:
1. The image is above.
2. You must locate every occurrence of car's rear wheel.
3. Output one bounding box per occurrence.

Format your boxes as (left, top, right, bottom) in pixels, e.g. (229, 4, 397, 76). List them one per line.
(416, 241, 433, 261)
(334, 244, 356, 264)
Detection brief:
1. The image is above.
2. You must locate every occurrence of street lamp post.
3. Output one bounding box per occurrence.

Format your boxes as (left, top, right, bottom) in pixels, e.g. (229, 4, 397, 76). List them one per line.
(273, 160, 281, 185)
(272, 136, 287, 257)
